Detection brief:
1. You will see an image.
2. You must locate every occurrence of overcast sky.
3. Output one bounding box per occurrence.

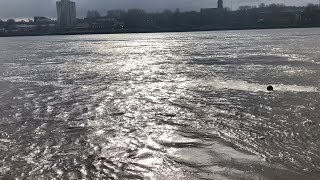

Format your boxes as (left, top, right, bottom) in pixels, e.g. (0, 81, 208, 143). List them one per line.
(0, 0, 318, 19)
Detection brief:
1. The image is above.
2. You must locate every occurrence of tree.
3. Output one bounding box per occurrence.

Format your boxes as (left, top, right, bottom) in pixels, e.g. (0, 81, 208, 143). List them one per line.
(307, 3, 316, 8)
(268, 4, 285, 9)
(174, 8, 180, 14)
(162, 9, 173, 15)
(87, 10, 101, 19)
(238, 6, 253, 11)
(124, 9, 147, 28)
(6, 19, 15, 24)
(6, 19, 15, 27)
(259, 3, 266, 8)
(225, 7, 232, 12)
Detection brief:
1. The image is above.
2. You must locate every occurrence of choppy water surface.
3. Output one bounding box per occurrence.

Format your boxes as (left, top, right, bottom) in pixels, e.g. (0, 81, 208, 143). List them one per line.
(0, 28, 320, 180)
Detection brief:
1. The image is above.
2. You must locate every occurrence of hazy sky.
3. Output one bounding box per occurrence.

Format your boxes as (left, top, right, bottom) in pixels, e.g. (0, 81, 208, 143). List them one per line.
(0, 0, 319, 19)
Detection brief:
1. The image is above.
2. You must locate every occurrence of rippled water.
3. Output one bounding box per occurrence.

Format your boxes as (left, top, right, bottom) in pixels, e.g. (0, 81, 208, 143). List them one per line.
(0, 28, 320, 180)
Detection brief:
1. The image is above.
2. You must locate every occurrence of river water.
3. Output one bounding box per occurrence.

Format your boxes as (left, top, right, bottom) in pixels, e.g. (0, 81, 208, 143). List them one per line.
(0, 28, 320, 180)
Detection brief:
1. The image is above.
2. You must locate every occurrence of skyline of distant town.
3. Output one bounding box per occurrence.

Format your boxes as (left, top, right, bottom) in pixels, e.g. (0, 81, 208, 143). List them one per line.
(1, 0, 320, 37)
(0, 0, 320, 20)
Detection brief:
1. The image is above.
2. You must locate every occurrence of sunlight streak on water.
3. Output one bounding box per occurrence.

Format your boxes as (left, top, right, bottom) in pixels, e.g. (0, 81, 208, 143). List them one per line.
(0, 28, 320, 179)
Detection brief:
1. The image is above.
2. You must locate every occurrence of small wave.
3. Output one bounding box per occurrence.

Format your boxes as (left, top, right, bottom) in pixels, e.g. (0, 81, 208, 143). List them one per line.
(0, 76, 74, 88)
(185, 78, 319, 93)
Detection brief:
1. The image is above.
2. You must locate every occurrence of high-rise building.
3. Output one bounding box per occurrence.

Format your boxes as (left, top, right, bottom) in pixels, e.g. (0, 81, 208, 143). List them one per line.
(217, 0, 223, 9)
(56, 0, 76, 27)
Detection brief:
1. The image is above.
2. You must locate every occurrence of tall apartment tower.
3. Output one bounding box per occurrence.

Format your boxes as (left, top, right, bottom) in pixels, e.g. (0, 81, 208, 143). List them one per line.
(217, 0, 223, 9)
(56, 0, 76, 27)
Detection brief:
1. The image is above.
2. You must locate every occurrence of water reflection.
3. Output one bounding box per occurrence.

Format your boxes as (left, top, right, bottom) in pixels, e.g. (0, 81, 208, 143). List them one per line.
(0, 29, 319, 179)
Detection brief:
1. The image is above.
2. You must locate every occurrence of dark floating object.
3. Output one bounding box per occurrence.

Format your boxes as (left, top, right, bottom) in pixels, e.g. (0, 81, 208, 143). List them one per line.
(267, 85, 274, 91)
(111, 112, 125, 116)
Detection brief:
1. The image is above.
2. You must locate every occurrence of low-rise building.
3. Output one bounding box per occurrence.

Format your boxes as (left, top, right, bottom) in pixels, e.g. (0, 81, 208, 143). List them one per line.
(15, 24, 37, 32)
(34, 17, 54, 24)
(0, 28, 6, 33)
(76, 22, 90, 30)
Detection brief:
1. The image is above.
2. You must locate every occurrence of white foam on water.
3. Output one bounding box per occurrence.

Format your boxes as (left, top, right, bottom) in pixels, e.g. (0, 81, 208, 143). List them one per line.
(184, 78, 319, 93)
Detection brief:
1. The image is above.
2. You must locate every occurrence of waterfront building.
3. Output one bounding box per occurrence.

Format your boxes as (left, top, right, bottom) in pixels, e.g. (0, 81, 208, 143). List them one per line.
(56, 0, 76, 27)
(34, 17, 53, 24)
(218, 0, 223, 9)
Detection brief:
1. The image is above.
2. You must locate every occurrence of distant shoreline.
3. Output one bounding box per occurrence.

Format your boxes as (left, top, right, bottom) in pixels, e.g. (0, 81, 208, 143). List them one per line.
(0, 25, 319, 37)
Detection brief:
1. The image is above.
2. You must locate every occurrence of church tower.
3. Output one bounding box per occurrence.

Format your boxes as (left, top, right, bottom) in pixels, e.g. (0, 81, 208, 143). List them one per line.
(217, 0, 223, 9)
